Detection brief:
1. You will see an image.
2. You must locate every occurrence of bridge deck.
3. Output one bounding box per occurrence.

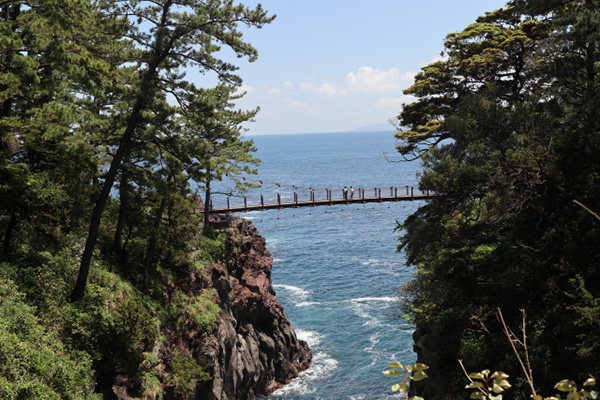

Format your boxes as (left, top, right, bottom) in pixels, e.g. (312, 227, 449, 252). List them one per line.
(210, 193, 433, 213)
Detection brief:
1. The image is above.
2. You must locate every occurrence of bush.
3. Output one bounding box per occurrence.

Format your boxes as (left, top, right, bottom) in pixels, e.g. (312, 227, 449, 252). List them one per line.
(0, 277, 100, 400)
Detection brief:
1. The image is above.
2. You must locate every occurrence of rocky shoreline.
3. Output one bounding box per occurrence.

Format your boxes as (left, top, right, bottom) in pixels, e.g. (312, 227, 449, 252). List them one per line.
(199, 214, 311, 399)
(111, 214, 311, 399)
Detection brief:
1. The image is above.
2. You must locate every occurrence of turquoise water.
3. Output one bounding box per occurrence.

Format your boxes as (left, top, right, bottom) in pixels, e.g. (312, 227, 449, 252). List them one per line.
(214, 131, 425, 399)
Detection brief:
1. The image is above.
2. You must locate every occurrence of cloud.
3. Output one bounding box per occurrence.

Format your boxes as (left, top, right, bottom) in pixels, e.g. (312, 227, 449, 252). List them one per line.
(285, 98, 320, 112)
(346, 67, 415, 93)
(297, 81, 341, 97)
(233, 84, 256, 97)
(318, 82, 339, 96)
(277, 66, 415, 99)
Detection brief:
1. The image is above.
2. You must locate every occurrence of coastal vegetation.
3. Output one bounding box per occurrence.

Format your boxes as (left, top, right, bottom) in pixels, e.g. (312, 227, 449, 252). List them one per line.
(395, 0, 600, 399)
(0, 0, 271, 398)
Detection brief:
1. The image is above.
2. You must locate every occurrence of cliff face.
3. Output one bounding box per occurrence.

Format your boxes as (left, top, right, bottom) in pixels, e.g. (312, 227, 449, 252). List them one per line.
(198, 214, 311, 399)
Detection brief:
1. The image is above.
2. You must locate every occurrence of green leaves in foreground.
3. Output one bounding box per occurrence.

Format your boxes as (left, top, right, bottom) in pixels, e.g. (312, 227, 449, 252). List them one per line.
(464, 365, 598, 400)
(534, 375, 598, 400)
(465, 369, 511, 400)
(383, 362, 428, 400)
(384, 359, 597, 400)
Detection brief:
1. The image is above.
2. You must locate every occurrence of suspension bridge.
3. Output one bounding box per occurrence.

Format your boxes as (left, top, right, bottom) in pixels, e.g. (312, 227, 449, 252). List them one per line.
(208, 183, 433, 214)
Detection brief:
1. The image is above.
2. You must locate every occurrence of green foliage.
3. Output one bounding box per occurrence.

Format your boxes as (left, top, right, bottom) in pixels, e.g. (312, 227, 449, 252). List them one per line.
(0, 0, 274, 396)
(396, 1, 600, 398)
(0, 277, 99, 400)
(170, 289, 221, 338)
(197, 229, 228, 265)
(544, 376, 597, 400)
(385, 360, 598, 400)
(166, 349, 210, 400)
(383, 361, 428, 400)
(465, 370, 511, 400)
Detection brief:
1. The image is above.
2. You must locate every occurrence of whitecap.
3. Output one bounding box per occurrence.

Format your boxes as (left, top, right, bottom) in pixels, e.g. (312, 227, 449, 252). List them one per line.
(360, 258, 381, 266)
(272, 284, 309, 303)
(294, 328, 322, 347)
(296, 301, 320, 308)
(270, 351, 338, 397)
(365, 332, 381, 352)
(350, 296, 396, 303)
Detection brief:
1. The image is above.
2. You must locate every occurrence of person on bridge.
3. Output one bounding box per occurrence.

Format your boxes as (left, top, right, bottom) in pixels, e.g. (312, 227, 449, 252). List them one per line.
(343, 186, 348, 200)
(350, 186, 354, 199)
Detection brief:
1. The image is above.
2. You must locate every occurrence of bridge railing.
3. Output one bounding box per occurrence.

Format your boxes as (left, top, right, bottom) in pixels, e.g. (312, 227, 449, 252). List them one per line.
(207, 185, 431, 213)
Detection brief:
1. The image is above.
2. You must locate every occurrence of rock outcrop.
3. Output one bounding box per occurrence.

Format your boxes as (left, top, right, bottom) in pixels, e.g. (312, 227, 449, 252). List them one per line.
(198, 214, 311, 399)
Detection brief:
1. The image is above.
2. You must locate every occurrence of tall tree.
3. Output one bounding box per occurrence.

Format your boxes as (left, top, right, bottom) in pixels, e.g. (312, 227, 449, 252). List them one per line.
(71, 0, 274, 301)
(0, 0, 123, 257)
(178, 84, 259, 228)
(395, 1, 600, 398)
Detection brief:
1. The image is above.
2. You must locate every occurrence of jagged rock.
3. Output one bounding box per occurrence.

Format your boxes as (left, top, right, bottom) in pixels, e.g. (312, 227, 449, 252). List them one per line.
(111, 214, 310, 400)
(199, 214, 312, 400)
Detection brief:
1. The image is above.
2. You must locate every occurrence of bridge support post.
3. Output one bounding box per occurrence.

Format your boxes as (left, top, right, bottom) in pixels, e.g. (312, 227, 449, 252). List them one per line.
(361, 188, 365, 203)
(378, 188, 381, 201)
(395, 187, 398, 201)
(261, 195, 264, 210)
(227, 197, 230, 211)
(244, 197, 247, 212)
(406, 185, 409, 195)
(294, 192, 298, 207)
(277, 193, 281, 209)
(411, 187, 414, 201)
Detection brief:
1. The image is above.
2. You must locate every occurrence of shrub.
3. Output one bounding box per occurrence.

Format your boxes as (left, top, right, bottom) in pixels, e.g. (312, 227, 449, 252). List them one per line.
(0, 277, 100, 400)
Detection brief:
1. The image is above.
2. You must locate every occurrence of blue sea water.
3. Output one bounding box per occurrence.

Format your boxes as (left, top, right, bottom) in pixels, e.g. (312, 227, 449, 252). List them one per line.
(213, 131, 426, 399)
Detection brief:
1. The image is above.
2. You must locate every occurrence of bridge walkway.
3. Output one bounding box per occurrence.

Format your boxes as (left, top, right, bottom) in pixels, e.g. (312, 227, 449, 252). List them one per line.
(210, 189, 433, 214)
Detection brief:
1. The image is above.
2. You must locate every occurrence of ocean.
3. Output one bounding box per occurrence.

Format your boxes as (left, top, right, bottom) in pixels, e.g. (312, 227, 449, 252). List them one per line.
(213, 131, 425, 399)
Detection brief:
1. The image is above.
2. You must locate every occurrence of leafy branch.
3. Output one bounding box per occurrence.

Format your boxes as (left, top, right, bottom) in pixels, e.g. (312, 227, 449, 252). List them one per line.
(383, 361, 429, 400)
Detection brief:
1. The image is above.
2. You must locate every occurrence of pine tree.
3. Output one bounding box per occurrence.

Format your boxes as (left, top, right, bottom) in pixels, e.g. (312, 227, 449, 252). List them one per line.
(396, 1, 600, 397)
(71, 0, 274, 301)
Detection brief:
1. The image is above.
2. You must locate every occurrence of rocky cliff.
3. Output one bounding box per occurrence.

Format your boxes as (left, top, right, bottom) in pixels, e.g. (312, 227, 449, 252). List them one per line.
(198, 214, 311, 399)
(111, 214, 310, 400)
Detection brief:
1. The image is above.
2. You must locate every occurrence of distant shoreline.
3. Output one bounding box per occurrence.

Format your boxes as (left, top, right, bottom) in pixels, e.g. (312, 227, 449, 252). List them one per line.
(247, 129, 395, 137)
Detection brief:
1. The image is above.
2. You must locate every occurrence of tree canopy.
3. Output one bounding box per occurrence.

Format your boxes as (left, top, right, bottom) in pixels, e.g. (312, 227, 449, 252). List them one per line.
(0, 1, 271, 396)
(395, 1, 600, 398)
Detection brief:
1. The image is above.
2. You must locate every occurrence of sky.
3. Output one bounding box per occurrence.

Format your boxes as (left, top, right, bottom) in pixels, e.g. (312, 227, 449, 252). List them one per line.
(200, 0, 510, 135)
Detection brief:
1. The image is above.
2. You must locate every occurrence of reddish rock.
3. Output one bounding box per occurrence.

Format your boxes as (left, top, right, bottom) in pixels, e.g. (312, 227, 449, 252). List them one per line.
(199, 214, 312, 400)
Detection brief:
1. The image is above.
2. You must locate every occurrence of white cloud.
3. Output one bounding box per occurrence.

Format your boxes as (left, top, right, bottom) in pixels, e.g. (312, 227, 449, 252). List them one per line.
(346, 67, 415, 93)
(297, 81, 341, 96)
(233, 84, 256, 99)
(318, 82, 339, 96)
(285, 98, 319, 112)
(278, 66, 415, 98)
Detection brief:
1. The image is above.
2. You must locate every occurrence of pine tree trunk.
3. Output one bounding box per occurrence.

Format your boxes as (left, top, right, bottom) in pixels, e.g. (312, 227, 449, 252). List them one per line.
(114, 165, 129, 259)
(203, 177, 211, 229)
(143, 195, 168, 285)
(71, 80, 154, 301)
(71, 27, 168, 301)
